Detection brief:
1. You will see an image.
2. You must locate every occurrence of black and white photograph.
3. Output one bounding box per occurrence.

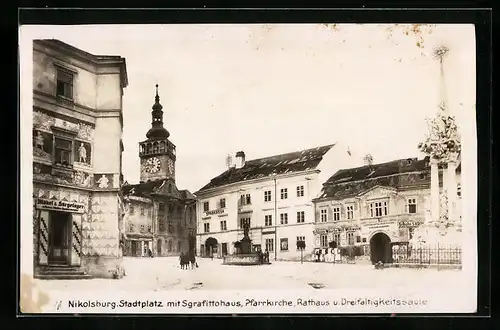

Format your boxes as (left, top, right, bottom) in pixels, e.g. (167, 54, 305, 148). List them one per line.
(19, 21, 478, 314)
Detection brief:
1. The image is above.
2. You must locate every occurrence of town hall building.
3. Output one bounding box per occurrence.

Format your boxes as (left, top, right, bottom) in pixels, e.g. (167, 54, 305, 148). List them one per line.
(121, 85, 196, 258)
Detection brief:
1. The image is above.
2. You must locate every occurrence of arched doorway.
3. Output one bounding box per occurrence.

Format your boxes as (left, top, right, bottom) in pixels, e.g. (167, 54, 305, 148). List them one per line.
(205, 237, 218, 258)
(369, 232, 392, 264)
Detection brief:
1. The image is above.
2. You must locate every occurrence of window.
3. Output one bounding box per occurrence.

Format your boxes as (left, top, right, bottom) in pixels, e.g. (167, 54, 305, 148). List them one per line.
(264, 190, 272, 202)
(346, 205, 354, 220)
(56, 69, 74, 99)
(203, 201, 209, 212)
(203, 223, 210, 233)
(54, 137, 72, 166)
(280, 238, 288, 251)
(280, 213, 288, 225)
(240, 194, 252, 205)
(356, 235, 361, 243)
(297, 211, 305, 223)
(129, 206, 135, 215)
(140, 207, 145, 215)
(369, 200, 388, 217)
(239, 217, 250, 228)
(159, 220, 165, 232)
(333, 233, 340, 245)
(333, 207, 341, 221)
(219, 198, 226, 209)
(265, 215, 273, 226)
(167, 240, 173, 252)
(297, 185, 304, 197)
(320, 209, 327, 222)
(280, 188, 288, 199)
(147, 209, 152, 218)
(158, 203, 165, 212)
(347, 232, 354, 245)
(296, 236, 305, 243)
(220, 220, 227, 231)
(320, 234, 328, 248)
(407, 198, 417, 214)
(265, 238, 274, 252)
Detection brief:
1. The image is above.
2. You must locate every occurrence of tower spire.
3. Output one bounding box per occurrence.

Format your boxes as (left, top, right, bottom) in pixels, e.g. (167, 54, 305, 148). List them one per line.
(146, 84, 170, 139)
(433, 45, 449, 114)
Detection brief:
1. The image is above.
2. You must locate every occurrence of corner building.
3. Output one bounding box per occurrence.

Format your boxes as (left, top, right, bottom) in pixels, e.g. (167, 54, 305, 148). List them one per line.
(195, 144, 358, 261)
(313, 157, 462, 264)
(32, 39, 128, 278)
(121, 86, 197, 257)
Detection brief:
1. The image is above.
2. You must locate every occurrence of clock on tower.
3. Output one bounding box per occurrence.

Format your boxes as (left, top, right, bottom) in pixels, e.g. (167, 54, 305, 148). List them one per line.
(139, 85, 177, 183)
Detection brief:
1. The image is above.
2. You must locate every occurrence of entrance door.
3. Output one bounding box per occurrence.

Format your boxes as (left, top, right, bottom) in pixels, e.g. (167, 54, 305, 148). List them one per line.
(131, 241, 137, 256)
(157, 239, 162, 256)
(48, 211, 71, 265)
(369, 232, 392, 264)
(221, 243, 228, 256)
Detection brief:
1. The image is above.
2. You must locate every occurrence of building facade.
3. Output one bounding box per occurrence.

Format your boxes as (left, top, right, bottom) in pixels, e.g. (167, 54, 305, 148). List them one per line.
(121, 86, 196, 257)
(195, 144, 359, 261)
(313, 157, 462, 264)
(32, 39, 128, 278)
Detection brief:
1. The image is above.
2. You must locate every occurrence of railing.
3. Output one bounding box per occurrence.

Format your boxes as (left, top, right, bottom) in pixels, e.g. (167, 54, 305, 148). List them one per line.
(392, 245, 462, 265)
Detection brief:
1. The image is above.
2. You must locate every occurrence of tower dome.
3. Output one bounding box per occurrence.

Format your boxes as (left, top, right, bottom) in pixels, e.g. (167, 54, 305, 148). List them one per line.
(146, 84, 170, 139)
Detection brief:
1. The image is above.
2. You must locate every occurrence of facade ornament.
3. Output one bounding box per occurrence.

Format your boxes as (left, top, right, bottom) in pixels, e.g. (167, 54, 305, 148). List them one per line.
(35, 131, 44, 149)
(97, 174, 109, 188)
(78, 143, 87, 163)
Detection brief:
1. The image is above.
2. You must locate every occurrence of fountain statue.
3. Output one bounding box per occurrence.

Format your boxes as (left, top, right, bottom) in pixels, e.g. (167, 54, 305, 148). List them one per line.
(223, 222, 266, 266)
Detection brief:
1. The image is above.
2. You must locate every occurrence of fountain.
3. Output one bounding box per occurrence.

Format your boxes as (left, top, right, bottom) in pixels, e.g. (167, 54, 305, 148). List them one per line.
(223, 223, 266, 265)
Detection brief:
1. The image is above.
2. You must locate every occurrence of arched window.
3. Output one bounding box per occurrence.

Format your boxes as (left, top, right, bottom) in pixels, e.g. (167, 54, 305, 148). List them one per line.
(159, 141, 166, 152)
(167, 240, 172, 252)
(153, 142, 159, 153)
(177, 241, 182, 252)
(146, 143, 152, 154)
(141, 144, 146, 154)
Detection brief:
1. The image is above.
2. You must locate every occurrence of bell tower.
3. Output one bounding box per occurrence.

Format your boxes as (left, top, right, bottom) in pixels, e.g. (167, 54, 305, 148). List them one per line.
(139, 85, 176, 183)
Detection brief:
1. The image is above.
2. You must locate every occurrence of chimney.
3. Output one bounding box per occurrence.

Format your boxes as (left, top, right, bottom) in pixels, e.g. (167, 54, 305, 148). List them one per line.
(225, 154, 233, 169)
(235, 151, 246, 169)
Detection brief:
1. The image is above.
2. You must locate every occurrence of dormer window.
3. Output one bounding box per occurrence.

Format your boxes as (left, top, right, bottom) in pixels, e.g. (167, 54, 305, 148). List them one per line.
(56, 69, 74, 99)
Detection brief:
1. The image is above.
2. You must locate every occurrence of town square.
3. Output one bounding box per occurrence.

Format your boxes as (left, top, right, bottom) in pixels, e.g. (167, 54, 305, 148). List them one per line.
(20, 23, 477, 313)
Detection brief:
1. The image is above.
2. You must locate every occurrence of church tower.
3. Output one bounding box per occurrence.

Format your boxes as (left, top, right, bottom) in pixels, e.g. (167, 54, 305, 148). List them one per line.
(139, 85, 176, 183)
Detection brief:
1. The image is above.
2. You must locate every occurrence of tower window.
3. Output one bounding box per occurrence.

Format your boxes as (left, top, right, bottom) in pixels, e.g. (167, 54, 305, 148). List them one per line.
(153, 142, 159, 153)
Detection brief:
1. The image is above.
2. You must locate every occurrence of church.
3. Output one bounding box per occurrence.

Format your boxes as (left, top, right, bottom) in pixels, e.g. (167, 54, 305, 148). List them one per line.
(121, 85, 197, 258)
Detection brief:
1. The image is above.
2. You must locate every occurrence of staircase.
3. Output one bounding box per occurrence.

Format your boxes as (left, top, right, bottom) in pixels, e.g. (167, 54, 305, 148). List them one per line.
(35, 265, 91, 280)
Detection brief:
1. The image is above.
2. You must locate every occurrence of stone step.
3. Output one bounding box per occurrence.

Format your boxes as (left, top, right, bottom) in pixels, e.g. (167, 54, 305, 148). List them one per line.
(34, 273, 92, 280)
(39, 267, 85, 273)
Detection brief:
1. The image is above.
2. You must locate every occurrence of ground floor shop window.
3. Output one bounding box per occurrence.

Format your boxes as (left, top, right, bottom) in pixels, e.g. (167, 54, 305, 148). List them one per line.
(280, 238, 288, 251)
(265, 238, 274, 252)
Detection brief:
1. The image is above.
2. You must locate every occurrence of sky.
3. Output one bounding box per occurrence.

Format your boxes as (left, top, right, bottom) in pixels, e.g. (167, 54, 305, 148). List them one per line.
(21, 24, 476, 193)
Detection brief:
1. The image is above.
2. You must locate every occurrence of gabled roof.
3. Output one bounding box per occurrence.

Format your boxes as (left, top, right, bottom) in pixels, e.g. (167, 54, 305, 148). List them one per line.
(122, 179, 195, 202)
(196, 144, 335, 193)
(317, 157, 431, 200)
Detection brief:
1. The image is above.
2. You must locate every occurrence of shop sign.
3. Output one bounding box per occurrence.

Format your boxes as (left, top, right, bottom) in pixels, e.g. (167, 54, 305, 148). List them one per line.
(204, 209, 225, 216)
(36, 198, 85, 213)
(398, 220, 424, 228)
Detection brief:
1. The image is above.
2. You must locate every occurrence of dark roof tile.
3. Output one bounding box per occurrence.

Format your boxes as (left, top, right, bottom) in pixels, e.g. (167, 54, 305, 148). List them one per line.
(197, 144, 335, 192)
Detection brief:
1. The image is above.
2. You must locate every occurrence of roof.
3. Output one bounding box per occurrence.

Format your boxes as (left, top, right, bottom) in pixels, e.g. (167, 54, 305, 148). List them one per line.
(122, 179, 196, 202)
(317, 157, 431, 200)
(196, 144, 335, 193)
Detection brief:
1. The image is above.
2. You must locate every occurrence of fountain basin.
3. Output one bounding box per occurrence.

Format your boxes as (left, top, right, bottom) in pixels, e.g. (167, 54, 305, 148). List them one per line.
(223, 253, 263, 265)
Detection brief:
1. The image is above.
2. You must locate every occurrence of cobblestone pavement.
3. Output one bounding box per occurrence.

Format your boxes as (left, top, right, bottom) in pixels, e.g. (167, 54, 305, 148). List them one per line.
(35, 257, 467, 293)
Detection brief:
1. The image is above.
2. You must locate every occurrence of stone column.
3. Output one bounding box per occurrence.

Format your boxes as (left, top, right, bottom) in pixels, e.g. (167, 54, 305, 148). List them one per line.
(430, 159, 440, 224)
(446, 157, 458, 224)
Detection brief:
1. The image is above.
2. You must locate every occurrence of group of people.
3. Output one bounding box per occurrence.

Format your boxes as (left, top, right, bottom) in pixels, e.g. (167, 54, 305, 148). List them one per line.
(314, 247, 342, 263)
(179, 252, 198, 270)
(257, 249, 270, 264)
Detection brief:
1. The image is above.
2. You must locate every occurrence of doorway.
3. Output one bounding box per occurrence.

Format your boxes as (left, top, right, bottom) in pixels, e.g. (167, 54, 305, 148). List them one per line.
(48, 211, 71, 265)
(221, 243, 228, 256)
(157, 239, 162, 256)
(369, 232, 392, 264)
(131, 241, 138, 256)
